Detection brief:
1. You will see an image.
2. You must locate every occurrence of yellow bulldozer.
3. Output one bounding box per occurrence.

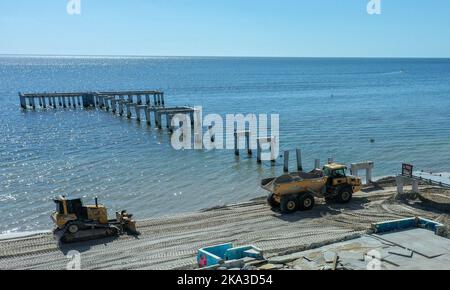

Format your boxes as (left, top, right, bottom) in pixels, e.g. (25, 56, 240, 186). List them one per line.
(262, 163, 362, 214)
(51, 196, 139, 243)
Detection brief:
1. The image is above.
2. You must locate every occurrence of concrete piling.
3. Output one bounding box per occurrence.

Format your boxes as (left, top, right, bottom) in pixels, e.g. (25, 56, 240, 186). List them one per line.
(18, 91, 195, 135)
(166, 113, 171, 129)
(104, 97, 110, 111)
(296, 149, 303, 171)
(257, 137, 276, 164)
(126, 103, 132, 119)
(111, 99, 116, 113)
(135, 105, 143, 122)
(19, 93, 26, 109)
(412, 179, 419, 194)
(145, 109, 151, 126)
(119, 100, 124, 116)
(155, 112, 162, 129)
(315, 159, 321, 169)
(284, 151, 290, 173)
(350, 162, 374, 185)
(234, 130, 252, 156)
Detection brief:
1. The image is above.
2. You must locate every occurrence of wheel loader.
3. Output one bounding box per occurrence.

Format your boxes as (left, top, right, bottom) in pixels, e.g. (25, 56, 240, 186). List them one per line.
(51, 196, 139, 243)
(261, 163, 362, 214)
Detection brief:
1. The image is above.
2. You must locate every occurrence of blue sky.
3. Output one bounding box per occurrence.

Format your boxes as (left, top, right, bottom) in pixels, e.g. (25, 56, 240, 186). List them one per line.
(0, 0, 449, 57)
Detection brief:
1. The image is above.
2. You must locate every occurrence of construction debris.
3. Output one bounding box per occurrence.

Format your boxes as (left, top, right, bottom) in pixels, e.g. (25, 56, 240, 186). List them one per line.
(0, 183, 449, 270)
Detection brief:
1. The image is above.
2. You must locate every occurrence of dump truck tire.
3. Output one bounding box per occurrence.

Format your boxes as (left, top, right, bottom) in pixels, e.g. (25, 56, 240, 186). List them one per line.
(267, 193, 278, 208)
(325, 196, 335, 203)
(280, 196, 299, 214)
(337, 187, 353, 203)
(299, 193, 315, 211)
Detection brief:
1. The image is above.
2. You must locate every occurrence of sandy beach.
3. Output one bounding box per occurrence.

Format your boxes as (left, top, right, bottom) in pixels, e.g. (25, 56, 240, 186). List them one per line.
(1, 179, 448, 270)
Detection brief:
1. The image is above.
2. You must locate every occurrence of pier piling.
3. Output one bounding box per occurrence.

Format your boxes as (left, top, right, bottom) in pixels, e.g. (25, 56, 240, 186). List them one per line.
(296, 149, 303, 171)
(315, 159, 321, 169)
(284, 151, 290, 172)
(18, 91, 195, 135)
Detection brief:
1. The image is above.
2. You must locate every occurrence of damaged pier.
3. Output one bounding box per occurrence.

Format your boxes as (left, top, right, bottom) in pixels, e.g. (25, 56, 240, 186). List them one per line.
(19, 91, 196, 130)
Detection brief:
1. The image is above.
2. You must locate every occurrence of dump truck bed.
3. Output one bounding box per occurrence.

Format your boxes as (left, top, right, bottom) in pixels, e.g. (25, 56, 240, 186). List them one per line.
(261, 171, 327, 196)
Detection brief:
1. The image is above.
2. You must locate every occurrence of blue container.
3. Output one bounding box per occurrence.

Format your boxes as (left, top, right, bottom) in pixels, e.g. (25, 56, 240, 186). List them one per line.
(197, 243, 263, 268)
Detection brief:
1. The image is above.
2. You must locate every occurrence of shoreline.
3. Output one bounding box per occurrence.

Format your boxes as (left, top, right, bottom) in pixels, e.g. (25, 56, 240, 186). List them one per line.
(0, 181, 449, 270)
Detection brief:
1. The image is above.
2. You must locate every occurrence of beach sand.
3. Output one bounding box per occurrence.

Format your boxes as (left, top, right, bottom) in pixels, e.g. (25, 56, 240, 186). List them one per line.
(0, 182, 448, 270)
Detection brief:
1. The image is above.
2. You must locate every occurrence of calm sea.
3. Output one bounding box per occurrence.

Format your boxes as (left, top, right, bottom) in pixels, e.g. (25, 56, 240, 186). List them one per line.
(1, 56, 450, 233)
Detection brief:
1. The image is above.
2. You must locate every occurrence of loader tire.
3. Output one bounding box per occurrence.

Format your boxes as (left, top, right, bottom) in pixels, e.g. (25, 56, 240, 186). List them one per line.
(298, 193, 315, 211)
(337, 187, 353, 204)
(280, 196, 299, 214)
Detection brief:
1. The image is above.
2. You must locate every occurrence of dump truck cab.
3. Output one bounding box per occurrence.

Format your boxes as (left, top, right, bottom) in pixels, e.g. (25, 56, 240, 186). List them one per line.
(262, 163, 362, 214)
(322, 163, 362, 197)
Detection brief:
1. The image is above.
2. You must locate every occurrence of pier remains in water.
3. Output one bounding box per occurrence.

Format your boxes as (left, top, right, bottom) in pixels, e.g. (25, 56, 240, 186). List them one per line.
(18, 90, 196, 130)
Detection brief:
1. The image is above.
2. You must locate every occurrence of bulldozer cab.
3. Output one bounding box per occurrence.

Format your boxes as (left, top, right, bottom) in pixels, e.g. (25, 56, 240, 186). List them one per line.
(53, 196, 108, 228)
(54, 197, 85, 216)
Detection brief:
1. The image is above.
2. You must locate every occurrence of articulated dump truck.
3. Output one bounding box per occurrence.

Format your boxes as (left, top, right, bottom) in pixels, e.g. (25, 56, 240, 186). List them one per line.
(261, 163, 362, 214)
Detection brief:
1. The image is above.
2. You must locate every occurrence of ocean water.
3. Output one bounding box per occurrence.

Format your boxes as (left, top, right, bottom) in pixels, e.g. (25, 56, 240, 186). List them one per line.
(1, 56, 450, 233)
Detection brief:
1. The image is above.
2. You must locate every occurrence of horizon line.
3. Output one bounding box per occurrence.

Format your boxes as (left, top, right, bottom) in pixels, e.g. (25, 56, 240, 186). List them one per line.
(1, 53, 450, 60)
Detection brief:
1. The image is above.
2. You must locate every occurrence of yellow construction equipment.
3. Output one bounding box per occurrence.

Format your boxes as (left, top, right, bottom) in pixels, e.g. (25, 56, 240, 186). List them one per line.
(51, 196, 139, 243)
(261, 163, 362, 214)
